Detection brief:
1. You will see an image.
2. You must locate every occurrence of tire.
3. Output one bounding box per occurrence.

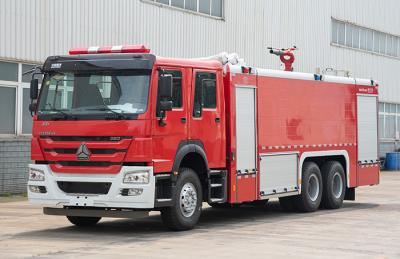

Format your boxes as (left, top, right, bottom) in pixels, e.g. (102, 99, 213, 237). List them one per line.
(66, 216, 101, 227)
(279, 196, 296, 212)
(161, 167, 203, 231)
(321, 161, 346, 209)
(294, 162, 323, 212)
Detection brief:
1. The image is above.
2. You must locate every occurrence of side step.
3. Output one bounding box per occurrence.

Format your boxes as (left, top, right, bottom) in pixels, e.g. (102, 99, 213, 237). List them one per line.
(154, 174, 175, 207)
(208, 170, 227, 204)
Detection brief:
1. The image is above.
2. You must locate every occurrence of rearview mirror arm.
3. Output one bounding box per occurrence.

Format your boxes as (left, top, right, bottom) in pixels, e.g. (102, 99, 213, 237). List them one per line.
(159, 110, 167, 127)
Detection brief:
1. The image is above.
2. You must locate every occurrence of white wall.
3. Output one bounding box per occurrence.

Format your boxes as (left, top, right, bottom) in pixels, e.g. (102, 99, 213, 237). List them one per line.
(1, 0, 399, 102)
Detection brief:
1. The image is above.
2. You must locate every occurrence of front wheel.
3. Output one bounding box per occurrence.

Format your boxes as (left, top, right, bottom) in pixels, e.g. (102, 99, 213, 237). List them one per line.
(161, 167, 203, 231)
(66, 216, 101, 227)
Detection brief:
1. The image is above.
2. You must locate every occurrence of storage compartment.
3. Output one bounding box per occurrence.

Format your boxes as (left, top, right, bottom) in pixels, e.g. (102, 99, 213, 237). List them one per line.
(259, 153, 298, 196)
(357, 95, 378, 164)
(235, 86, 257, 202)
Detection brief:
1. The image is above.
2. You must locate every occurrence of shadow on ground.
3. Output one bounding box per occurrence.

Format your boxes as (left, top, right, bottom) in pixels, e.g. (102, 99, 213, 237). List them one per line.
(13, 201, 378, 242)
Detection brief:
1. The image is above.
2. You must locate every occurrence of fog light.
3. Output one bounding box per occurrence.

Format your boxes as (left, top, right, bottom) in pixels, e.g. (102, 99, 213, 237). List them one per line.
(29, 168, 45, 181)
(29, 185, 47, 193)
(121, 188, 143, 196)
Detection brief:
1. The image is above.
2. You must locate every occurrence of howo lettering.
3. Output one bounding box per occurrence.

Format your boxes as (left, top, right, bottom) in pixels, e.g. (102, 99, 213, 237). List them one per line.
(27, 45, 379, 230)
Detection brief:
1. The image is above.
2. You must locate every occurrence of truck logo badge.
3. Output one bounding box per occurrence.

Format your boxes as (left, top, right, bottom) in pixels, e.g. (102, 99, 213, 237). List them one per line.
(76, 143, 91, 161)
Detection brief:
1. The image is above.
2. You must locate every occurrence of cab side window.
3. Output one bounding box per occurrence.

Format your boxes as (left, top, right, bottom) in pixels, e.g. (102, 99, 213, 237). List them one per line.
(156, 69, 182, 117)
(193, 72, 216, 118)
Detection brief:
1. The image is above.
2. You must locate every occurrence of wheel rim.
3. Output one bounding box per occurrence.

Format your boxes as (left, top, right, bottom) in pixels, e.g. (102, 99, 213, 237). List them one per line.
(332, 172, 343, 199)
(307, 174, 320, 202)
(179, 182, 198, 218)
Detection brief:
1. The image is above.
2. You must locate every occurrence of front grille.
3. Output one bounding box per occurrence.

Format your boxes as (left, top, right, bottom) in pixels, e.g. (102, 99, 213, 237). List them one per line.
(40, 136, 131, 142)
(44, 148, 127, 154)
(57, 181, 111, 194)
(40, 135, 132, 173)
(51, 161, 119, 167)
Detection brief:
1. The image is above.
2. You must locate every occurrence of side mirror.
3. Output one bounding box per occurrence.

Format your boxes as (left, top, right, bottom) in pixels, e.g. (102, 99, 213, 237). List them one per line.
(159, 74, 173, 100)
(157, 73, 173, 126)
(30, 79, 39, 99)
(158, 74, 173, 112)
(159, 100, 173, 111)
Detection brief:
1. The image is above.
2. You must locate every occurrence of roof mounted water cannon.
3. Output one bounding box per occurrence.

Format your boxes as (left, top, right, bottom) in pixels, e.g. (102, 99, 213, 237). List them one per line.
(267, 46, 297, 71)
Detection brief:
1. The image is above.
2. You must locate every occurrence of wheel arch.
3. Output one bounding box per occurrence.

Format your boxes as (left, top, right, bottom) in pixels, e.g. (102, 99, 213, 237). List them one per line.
(172, 142, 209, 201)
(172, 142, 209, 173)
(299, 150, 350, 193)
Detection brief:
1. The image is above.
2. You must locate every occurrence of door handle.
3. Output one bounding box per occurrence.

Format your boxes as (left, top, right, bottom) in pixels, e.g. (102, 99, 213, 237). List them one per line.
(215, 117, 220, 123)
(181, 117, 187, 123)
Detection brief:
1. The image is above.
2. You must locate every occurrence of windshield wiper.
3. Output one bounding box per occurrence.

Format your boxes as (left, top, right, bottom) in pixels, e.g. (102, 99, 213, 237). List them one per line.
(85, 106, 128, 120)
(42, 103, 76, 120)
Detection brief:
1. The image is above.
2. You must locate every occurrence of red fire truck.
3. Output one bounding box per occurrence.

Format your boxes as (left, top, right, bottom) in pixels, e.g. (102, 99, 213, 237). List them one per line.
(27, 45, 379, 230)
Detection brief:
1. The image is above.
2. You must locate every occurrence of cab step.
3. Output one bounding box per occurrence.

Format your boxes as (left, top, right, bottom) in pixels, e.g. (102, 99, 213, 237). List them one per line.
(209, 198, 224, 203)
(207, 170, 227, 204)
(210, 183, 222, 188)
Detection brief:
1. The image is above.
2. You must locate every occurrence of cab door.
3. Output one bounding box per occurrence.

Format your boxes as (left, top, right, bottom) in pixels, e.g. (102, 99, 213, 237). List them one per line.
(152, 67, 188, 172)
(188, 69, 225, 168)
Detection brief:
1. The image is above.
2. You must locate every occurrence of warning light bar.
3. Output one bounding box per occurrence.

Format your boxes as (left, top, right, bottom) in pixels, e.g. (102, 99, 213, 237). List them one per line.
(69, 45, 151, 55)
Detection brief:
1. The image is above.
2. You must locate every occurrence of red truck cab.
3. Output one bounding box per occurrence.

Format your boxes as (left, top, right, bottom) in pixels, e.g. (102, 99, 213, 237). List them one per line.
(28, 46, 227, 230)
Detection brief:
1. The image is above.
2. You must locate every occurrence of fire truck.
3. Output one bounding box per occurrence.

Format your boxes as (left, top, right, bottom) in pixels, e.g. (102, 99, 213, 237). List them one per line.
(27, 45, 379, 230)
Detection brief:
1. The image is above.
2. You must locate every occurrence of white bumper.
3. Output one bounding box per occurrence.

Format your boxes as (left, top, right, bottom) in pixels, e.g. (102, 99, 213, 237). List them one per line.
(27, 164, 155, 209)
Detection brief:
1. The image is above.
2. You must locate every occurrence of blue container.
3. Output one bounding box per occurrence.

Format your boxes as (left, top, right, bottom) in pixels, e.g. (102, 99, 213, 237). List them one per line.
(385, 152, 400, 170)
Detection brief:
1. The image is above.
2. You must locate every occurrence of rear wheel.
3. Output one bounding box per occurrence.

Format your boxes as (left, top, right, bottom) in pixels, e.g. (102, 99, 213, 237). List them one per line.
(294, 162, 323, 212)
(66, 216, 101, 227)
(161, 167, 202, 231)
(321, 161, 346, 209)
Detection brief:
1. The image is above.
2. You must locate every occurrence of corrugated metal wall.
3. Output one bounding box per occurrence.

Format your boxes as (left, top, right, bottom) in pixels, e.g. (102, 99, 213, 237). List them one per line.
(0, 140, 31, 194)
(0, 0, 399, 102)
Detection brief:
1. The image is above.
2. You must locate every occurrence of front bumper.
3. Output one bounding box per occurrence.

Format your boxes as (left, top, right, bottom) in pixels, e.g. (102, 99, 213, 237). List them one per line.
(43, 207, 149, 219)
(27, 164, 155, 209)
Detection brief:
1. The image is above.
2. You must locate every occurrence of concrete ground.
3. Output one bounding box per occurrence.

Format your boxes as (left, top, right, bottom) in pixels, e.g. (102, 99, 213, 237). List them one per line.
(0, 172, 399, 259)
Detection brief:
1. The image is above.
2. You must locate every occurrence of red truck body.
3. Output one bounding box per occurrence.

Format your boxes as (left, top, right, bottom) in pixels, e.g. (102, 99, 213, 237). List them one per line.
(28, 46, 379, 230)
(227, 68, 379, 203)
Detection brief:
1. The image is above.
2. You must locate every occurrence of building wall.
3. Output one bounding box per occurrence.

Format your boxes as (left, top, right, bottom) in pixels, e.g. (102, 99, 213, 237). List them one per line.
(1, 0, 399, 102)
(0, 0, 399, 193)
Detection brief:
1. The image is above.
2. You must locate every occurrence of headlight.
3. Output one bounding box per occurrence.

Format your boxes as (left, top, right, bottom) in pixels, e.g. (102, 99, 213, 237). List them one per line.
(123, 171, 149, 184)
(29, 168, 45, 181)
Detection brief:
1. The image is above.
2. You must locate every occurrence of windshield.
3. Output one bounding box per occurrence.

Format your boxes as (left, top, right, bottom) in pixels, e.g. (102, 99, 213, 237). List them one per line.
(37, 71, 151, 119)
